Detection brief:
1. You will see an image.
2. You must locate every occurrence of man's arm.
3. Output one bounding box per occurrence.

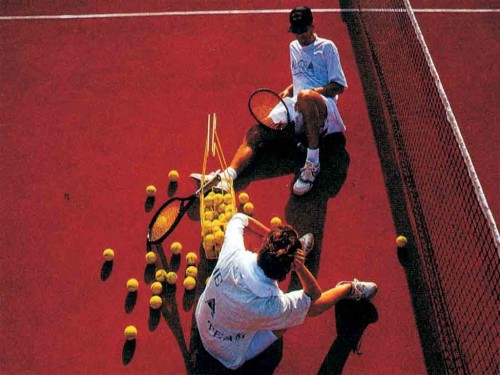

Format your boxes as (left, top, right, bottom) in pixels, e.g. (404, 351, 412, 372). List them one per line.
(293, 251, 322, 301)
(314, 81, 344, 98)
(279, 84, 294, 99)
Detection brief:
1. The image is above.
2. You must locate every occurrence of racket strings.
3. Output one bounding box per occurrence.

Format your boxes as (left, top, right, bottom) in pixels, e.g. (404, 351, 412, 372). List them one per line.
(249, 91, 286, 129)
(150, 202, 181, 241)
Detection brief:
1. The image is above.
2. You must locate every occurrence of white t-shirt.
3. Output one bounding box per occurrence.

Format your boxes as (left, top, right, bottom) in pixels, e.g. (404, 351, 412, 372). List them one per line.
(290, 36, 347, 98)
(288, 36, 348, 134)
(195, 213, 311, 370)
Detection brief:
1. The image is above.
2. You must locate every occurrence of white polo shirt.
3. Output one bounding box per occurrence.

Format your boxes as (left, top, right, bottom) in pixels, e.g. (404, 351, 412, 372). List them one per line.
(195, 213, 311, 370)
(290, 36, 347, 96)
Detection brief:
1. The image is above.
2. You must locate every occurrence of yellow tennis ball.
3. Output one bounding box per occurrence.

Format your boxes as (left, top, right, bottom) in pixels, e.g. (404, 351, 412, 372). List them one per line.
(146, 185, 157, 197)
(150, 295, 163, 309)
(186, 265, 198, 278)
(214, 193, 224, 206)
(204, 234, 215, 248)
(204, 210, 215, 221)
(155, 269, 167, 282)
(205, 276, 211, 285)
(214, 230, 225, 245)
(217, 202, 227, 214)
(238, 192, 249, 204)
(270, 216, 282, 228)
(243, 202, 254, 215)
(166, 271, 178, 285)
(124, 325, 137, 341)
(183, 276, 197, 291)
(103, 248, 115, 261)
(168, 170, 179, 182)
(223, 193, 233, 204)
(126, 278, 139, 292)
(203, 195, 214, 208)
(201, 221, 213, 235)
(225, 206, 235, 219)
(145, 251, 157, 264)
(186, 252, 198, 265)
(170, 241, 182, 255)
(150, 281, 163, 295)
(396, 235, 408, 248)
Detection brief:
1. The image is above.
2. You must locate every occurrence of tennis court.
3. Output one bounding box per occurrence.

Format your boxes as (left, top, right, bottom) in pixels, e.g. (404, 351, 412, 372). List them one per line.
(1, 1, 498, 374)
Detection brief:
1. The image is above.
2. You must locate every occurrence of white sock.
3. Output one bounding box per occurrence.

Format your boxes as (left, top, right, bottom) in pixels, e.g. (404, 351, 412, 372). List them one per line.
(306, 148, 319, 165)
(222, 167, 237, 180)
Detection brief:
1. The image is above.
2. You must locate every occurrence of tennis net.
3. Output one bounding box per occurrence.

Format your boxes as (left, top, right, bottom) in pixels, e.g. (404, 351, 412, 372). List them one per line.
(346, 1, 499, 373)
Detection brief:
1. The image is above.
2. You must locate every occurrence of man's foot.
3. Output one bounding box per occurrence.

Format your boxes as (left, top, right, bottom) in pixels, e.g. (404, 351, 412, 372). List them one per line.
(189, 170, 230, 193)
(293, 161, 320, 196)
(336, 279, 378, 301)
(299, 233, 314, 256)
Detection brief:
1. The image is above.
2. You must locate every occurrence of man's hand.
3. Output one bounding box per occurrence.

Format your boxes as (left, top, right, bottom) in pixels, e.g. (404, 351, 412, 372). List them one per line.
(279, 84, 293, 99)
(292, 249, 306, 271)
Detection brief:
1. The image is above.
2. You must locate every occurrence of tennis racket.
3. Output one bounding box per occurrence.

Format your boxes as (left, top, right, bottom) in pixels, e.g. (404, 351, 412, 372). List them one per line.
(248, 88, 292, 130)
(147, 172, 221, 244)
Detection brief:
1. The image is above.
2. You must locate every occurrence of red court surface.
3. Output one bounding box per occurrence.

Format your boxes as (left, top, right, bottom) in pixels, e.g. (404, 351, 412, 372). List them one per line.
(1, 1, 498, 374)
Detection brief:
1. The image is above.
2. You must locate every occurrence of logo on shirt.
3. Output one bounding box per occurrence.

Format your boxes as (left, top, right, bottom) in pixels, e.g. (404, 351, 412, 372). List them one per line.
(292, 59, 315, 77)
(207, 298, 216, 318)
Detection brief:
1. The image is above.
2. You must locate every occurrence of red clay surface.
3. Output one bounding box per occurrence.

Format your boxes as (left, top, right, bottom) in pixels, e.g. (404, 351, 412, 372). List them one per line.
(1, 1, 497, 374)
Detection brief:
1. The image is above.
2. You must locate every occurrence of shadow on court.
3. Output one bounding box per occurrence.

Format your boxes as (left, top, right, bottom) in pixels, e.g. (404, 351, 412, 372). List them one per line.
(318, 299, 379, 374)
(236, 132, 350, 284)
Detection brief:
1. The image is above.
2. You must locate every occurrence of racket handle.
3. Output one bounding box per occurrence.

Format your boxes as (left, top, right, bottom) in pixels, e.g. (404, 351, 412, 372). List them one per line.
(248, 216, 270, 233)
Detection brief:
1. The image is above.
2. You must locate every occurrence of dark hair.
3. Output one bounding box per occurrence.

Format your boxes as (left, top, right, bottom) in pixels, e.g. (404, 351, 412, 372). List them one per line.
(257, 225, 301, 281)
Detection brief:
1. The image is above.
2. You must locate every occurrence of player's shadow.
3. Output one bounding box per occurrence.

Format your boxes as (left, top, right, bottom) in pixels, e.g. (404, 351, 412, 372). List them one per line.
(236, 133, 349, 284)
(286, 133, 350, 286)
(318, 299, 378, 374)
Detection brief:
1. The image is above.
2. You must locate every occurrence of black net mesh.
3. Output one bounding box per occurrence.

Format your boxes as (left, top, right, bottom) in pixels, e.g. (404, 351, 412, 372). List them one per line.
(347, 1, 499, 373)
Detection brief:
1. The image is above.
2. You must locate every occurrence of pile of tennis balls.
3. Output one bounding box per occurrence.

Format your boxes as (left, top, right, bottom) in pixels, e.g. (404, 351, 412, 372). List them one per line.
(200, 190, 236, 258)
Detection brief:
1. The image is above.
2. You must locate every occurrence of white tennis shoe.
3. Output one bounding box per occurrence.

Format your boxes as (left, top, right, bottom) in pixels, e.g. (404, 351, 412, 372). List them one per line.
(293, 161, 320, 196)
(189, 170, 230, 194)
(299, 233, 314, 257)
(336, 279, 378, 301)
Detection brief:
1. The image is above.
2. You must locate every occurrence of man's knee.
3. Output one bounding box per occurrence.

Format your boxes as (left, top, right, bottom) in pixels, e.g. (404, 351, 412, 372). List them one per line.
(245, 124, 274, 149)
(296, 90, 327, 119)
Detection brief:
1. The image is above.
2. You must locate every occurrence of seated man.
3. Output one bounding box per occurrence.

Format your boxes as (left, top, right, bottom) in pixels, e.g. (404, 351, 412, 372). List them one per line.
(194, 213, 377, 371)
(191, 6, 348, 196)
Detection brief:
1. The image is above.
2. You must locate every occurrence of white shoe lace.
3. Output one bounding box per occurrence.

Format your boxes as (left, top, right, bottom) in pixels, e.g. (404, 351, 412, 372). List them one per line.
(299, 161, 319, 182)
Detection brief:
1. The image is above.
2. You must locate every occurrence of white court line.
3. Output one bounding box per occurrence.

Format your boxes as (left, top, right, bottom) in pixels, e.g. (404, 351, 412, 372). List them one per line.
(0, 8, 499, 21)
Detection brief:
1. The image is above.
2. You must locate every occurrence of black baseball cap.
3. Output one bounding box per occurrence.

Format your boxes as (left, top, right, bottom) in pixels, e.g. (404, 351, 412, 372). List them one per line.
(288, 6, 313, 34)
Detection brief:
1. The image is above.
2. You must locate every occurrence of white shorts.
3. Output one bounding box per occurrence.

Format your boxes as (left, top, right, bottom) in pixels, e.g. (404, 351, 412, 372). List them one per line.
(271, 95, 346, 136)
(244, 330, 279, 362)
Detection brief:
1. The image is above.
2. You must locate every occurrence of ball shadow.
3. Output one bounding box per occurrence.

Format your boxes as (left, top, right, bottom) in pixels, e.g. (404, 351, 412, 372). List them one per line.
(168, 182, 178, 197)
(125, 291, 137, 314)
(100, 261, 113, 281)
(122, 339, 136, 365)
(149, 307, 162, 332)
(170, 254, 181, 273)
(144, 196, 155, 213)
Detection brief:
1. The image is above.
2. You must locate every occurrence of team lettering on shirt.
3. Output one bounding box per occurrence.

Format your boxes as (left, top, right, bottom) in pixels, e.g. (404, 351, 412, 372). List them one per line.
(292, 59, 315, 77)
(204, 267, 246, 342)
